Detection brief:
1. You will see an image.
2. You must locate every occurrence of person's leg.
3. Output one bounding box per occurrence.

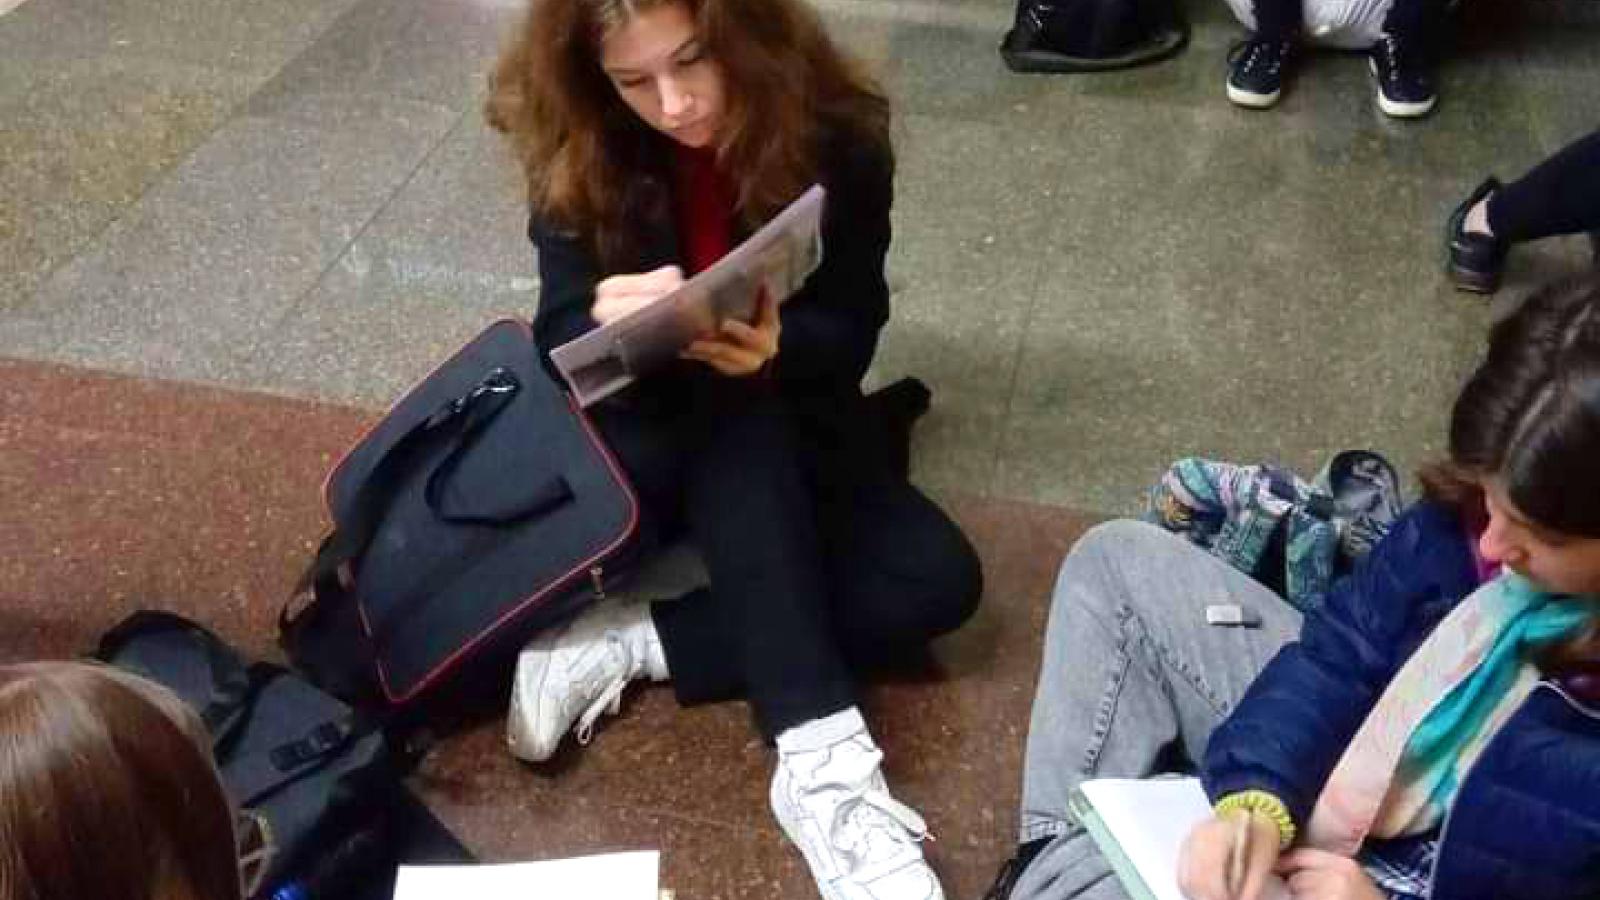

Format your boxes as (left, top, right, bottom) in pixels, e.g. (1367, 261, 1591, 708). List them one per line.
(1486, 128, 1600, 244)
(824, 478, 982, 667)
(1007, 520, 1302, 900)
(1448, 128, 1600, 293)
(1370, 0, 1444, 118)
(659, 386, 980, 704)
(1225, 0, 1300, 110)
(650, 391, 859, 737)
(798, 391, 983, 668)
(646, 391, 946, 900)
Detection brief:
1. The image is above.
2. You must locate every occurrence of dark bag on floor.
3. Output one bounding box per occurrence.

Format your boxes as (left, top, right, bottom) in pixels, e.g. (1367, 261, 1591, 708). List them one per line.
(1000, 0, 1189, 72)
(96, 611, 405, 899)
(280, 319, 641, 719)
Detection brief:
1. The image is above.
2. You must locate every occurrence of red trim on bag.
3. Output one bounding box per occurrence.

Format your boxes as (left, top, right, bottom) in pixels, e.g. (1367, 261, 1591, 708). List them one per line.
(320, 318, 641, 706)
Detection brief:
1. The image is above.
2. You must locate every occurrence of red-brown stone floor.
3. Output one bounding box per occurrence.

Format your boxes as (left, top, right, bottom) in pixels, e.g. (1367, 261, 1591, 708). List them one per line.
(1, 357, 1097, 900)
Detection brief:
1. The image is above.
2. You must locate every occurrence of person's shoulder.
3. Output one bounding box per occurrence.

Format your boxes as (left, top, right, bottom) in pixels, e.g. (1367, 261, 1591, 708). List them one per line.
(1360, 499, 1477, 605)
(1388, 500, 1472, 555)
(814, 120, 894, 188)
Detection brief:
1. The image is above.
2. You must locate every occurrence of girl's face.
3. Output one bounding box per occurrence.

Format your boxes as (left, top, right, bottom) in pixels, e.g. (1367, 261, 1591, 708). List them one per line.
(600, 3, 726, 150)
(1481, 481, 1600, 595)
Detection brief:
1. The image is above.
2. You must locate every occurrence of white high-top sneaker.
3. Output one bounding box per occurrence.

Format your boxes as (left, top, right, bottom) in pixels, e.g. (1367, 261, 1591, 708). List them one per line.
(771, 708, 943, 900)
(507, 599, 668, 762)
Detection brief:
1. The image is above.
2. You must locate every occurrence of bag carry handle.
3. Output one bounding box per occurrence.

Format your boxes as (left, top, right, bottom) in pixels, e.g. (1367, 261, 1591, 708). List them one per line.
(290, 367, 573, 605)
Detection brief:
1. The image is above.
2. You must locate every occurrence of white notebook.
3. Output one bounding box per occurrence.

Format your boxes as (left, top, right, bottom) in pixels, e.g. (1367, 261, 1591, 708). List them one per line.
(1069, 777, 1289, 900)
(392, 850, 660, 900)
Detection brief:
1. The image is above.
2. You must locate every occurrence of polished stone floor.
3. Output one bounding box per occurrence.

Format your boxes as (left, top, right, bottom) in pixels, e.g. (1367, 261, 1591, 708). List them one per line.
(3, 0, 1597, 895)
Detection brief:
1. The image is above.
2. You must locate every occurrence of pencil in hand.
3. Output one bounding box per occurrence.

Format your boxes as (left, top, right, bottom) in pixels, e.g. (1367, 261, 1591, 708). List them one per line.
(1226, 810, 1251, 899)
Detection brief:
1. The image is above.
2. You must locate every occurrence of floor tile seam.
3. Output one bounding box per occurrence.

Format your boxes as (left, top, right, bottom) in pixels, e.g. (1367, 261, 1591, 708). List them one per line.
(235, 103, 475, 395)
(2, 2, 373, 321)
(251, 84, 478, 122)
(0, 356, 376, 424)
(3, 57, 275, 318)
(978, 227, 1067, 504)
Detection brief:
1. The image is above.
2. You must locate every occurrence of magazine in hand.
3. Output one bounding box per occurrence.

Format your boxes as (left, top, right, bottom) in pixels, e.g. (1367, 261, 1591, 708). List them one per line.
(550, 184, 826, 407)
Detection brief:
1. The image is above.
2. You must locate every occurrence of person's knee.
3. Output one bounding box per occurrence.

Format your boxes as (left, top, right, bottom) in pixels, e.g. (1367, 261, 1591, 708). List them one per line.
(859, 509, 983, 640)
(925, 522, 983, 635)
(1052, 519, 1175, 615)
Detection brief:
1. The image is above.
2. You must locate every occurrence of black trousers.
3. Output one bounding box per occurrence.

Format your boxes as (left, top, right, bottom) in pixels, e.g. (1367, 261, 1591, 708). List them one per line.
(1488, 128, 1600, 245)
(592, 370, 983, 739)
(1249, 0, 1442, 44)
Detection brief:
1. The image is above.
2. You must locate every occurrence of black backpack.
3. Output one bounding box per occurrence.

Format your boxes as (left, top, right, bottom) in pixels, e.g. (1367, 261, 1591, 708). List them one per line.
(1000, 0, 1190, 72)
(97, 611, 467, 900)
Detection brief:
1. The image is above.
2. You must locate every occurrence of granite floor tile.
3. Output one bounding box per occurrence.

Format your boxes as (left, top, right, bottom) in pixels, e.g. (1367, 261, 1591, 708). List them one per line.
(0, 0, 362, 79)
(233, 115, 537, 406)
(236, 246, 535, 407)
(868, 114, 1075, 496)
(246, 0, 518, 114)
(0, 55, 256, 308)
(0, 359, 367, 664)
(986, 99, 1497, 512)
(0, 93, 458, 384)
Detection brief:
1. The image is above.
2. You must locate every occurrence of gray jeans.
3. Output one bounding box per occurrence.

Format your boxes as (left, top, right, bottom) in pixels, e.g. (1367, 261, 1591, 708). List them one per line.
(1014, 520, 1303, 900)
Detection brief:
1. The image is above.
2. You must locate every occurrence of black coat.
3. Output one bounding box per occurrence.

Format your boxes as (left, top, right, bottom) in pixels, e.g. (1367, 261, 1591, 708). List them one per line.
(528, 131, 894, 398)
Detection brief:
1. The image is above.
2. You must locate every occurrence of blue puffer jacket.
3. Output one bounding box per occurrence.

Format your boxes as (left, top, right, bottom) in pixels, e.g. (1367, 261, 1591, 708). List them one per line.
(1202, 501, 1600, 900)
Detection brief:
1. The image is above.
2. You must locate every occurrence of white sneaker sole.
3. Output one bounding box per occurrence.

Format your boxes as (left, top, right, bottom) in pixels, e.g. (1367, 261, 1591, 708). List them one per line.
(1226, 82, 1281, 109)
(1370, 60, 1436, 118)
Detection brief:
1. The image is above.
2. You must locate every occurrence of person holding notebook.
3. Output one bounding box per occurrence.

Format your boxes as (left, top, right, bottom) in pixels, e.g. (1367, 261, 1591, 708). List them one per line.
(485, 2, 983, 899)
(985, 274, 1600, 900)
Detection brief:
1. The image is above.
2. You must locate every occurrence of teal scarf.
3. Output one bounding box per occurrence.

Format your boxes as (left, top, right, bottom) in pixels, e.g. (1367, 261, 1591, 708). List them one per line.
(1400, 572, 1599, 815)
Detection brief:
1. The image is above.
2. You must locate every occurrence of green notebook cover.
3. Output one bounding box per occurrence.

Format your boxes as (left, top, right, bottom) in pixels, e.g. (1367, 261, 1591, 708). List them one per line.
(1068, 789, 1161, 900)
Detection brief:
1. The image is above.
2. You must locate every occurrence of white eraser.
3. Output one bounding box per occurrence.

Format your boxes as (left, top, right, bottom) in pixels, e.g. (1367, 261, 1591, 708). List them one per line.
(1205, 603, 1261, 627)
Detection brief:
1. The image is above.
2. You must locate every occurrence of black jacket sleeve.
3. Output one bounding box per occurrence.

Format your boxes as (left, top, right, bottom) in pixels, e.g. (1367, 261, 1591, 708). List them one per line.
(774, 137, 894, 391)
(528, 216, 604, 365)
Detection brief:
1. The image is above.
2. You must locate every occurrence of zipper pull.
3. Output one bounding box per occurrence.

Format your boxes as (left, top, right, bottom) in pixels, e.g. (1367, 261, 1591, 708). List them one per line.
(589, 566, 606, 601)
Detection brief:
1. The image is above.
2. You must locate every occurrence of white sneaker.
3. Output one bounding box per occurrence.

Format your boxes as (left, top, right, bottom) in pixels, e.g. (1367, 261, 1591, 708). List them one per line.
(507, 599, 668, 762)
(771, 709, 943, 900)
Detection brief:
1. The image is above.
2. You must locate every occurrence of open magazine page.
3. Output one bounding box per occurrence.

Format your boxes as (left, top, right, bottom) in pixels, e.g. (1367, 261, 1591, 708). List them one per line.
(550, 184, 826, 407)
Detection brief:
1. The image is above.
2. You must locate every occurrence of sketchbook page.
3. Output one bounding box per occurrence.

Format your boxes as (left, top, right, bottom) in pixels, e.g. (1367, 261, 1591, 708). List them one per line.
(550, 184, 826, 407)
(392, 850, 658, 900)
(1078, 778, 1288, 900)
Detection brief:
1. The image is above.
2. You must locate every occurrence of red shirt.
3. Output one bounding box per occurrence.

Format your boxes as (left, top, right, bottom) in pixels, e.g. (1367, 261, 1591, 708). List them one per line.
(671, 144, 736, 275)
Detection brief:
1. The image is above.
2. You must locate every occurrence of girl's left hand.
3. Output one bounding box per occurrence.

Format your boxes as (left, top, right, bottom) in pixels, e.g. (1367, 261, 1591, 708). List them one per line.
(1275, 848, 1385, 900)
(682, 292, 781, 377)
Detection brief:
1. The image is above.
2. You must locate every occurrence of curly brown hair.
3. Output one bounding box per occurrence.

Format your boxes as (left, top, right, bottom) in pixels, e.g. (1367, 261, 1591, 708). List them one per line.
(486, 0, 889, 269)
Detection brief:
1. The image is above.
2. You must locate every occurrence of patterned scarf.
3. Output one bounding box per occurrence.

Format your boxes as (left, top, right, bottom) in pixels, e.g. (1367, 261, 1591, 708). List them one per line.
(1306, 572, 1598, 854)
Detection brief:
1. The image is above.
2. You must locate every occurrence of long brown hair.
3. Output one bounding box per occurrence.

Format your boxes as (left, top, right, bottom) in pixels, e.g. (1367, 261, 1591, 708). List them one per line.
(486, 0, 890, 268)
(0, 662, 243, 900)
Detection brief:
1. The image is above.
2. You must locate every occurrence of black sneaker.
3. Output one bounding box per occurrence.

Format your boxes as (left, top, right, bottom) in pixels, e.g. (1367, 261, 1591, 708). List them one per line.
(1370, 32, 1437, 118)
(1226, 38, 1296, 109)
(1446, 177, 1505, 294)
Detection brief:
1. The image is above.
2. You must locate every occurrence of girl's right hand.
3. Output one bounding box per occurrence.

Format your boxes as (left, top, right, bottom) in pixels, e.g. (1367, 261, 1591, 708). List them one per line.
(591, 265, 685, 325)
(1177, 812, 1282, 900)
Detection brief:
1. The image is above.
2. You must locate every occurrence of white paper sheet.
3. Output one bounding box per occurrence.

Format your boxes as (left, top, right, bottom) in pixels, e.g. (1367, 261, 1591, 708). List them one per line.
(392, 850, 659, 900)
(1080, 778, 1289, 900)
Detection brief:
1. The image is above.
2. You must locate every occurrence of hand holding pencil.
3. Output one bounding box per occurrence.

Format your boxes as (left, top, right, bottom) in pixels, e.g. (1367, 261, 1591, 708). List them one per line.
(1176, 809, 1282, 900)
